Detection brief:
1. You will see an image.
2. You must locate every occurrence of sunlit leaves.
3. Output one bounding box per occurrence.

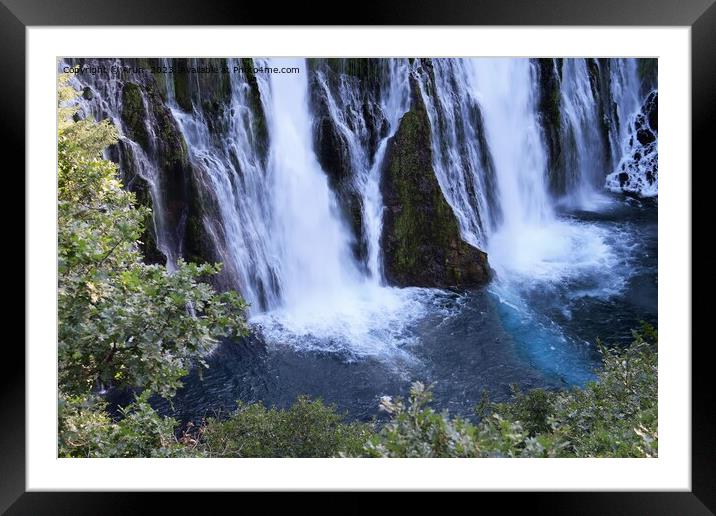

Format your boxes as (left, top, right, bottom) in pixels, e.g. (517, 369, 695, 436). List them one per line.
(57, 76, 249, 401)
(58, 391, 201, 458)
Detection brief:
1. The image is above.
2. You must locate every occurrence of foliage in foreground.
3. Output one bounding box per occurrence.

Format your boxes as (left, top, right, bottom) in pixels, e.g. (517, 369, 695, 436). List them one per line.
(57, 75, 249, 457)
(202, 397, 373, 458)
(364, 324, 657, 458)
(58, 392, 200, 458)
(56, 74, 657, 460)
(57, 75, 248, 400)
(59, 325, 657, 458)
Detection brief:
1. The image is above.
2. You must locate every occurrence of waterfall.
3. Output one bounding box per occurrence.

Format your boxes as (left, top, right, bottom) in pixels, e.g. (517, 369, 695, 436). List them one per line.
(246, 59, 439, 361)
(64, 57, 655, 368)
(608, 59, 642, 164)
(558, 59, 610, 207)
(414, 59, 498, 249)
(313, 59, 411, 281)
(414, 58, 581, 280)
(259, 58, 363, 308)
(166, 58, 280, 311)
(408, 57, 648, 282)
(469, 59, 553, 231)
(467, 58, 568, 281)
(408, 58, 649, 382)
(557, 58, 643, 207)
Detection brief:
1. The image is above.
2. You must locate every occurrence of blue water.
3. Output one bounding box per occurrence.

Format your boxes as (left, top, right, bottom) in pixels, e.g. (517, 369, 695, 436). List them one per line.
(143, 196, 656, 423)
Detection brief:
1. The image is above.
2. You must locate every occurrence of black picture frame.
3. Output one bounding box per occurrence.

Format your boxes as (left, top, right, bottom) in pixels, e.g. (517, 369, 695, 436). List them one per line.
(6, 0, 712, 512)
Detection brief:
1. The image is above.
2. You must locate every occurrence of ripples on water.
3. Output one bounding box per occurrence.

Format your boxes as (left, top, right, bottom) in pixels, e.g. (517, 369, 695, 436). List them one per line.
(145, 197, 656, 423)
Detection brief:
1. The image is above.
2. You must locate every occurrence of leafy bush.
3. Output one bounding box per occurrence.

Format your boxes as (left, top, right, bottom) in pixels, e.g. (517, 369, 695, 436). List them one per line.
(362, 383, 481, 457)
(363, 324, 658, 458)
(57, 75, 250, 457)
(57, 75, 248, 399)
(202, 397, 373, 457)
(58, 391, 200, 458)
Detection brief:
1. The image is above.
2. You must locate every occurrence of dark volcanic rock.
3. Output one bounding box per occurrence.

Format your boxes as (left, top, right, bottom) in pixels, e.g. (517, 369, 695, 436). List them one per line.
(380, 77, 490, 289)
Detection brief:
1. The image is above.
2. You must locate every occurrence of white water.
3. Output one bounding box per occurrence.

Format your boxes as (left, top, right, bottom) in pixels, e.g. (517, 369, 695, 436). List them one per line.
(415, 59, 497, 248)
(468, 60, 552, 232)
(313, 59, 411, 281)
(167, 57, 647, 363)
(167, 58, 280, 309)
(261, 58, 362, 308)
(248, 59, 441, 363)
(407, 57, 643, 369)
(67, 57, 651, 368)
(608, 59, 642, 164)
(558, 59, 611, 209)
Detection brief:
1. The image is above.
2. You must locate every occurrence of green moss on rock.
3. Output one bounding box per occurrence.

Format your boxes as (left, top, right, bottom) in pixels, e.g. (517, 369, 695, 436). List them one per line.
(240, 58, 268, 156)
(380, 78, 490, 288)
(172, 58, 193, 111)
(121, 82, 150, 150)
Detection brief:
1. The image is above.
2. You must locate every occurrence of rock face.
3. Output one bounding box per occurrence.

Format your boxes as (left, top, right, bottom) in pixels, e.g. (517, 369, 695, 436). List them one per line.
(118, 71, 192, 266)
(534, 58, 566, 196)
(380, 78, 491, 288)
(309, 59, 391, 267)
(605, 90, 658, 196)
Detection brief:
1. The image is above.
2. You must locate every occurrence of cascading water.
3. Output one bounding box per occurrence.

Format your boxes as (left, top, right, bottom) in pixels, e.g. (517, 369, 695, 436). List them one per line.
(258, 58, 362, 308)
(608, 59, 642, 165)
(66, 57, 656, 415)
(165, 58, 280, 310)
(313, 59, 411, 281)
(558, 59, 612, 208)
(410, 58, 650, 383)
(558, 59, 644, 208)
(414, 59, 499, 249)
(227, 58, 444, 362)
(467, 59, 553, 254)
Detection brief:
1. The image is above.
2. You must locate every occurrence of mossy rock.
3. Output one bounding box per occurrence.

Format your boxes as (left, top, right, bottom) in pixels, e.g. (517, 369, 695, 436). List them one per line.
(380, 77, 490, 288)
(172, 58, 193, 111)
(533, 58, 566, 196)
(121, 82, 150, 150)
(240, 58, 268, 157)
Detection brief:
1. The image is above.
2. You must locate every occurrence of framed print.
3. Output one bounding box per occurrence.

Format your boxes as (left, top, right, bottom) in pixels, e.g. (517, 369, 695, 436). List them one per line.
(8, 0, 713, 512)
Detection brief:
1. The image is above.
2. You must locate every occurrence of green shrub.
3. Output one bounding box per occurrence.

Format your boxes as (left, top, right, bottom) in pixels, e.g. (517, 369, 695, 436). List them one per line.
(57, 75, 248, 400)
(202, 396, 374, 457)
(364, 324, 658, 458)
(58, 391, 200, 458)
